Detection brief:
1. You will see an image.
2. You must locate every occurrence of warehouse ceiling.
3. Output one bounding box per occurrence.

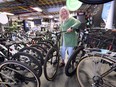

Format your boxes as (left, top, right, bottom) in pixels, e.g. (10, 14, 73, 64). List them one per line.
(0, 0, 101, 19)
(0, 0, 66, 17)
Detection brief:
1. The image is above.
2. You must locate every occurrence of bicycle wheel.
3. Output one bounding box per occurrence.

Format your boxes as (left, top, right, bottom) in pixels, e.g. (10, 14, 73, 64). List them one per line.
(44, 47, 59, 81)
(41, 40, 54, 47)
(76, 54, 116, 87)
(12, 52, 42, 77)
(19, 47, 44, 65)
(0, 60, 40, 87)
(65, 46, 85, 77)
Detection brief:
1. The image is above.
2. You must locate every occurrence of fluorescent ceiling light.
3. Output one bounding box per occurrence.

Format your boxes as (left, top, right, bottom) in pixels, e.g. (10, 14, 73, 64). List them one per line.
(2, 12, 14, 15)
(31, 7, 42, 12)
(27, 17, 34, 20)
(48, 15, 53, 18)
(0, 0, 14, 3)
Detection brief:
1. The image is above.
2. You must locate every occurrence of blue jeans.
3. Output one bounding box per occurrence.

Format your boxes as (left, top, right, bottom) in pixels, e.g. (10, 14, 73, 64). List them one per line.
(60, 43, 74, 60)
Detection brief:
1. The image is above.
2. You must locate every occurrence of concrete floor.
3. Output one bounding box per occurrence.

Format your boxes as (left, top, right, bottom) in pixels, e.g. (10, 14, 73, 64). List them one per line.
(40, 67, 80, 87)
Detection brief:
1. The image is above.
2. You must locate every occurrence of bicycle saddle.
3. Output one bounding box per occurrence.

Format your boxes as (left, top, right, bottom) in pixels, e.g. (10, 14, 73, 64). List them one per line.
(79, 0, 113, 4)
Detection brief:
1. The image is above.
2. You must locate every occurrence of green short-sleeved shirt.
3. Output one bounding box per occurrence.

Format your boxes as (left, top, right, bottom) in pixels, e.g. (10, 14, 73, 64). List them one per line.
(60, 17, 81, 47)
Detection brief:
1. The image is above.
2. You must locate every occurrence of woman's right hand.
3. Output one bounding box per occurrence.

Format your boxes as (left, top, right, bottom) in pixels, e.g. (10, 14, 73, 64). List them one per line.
(67, 28, 73, 32)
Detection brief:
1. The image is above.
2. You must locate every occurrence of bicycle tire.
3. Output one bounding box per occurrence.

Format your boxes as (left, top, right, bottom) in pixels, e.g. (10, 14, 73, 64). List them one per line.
(37, 42, 51, 51)
(0, 60, 41, 87)
(31, 44, 47, 59)
(12, 52, 42, 77)
(44, 47, 59, 81)
(41, 40, 54, 47)
(19, 47, 44, 65)
(76, 54, 116, 87)
(65, 46, 85, 77)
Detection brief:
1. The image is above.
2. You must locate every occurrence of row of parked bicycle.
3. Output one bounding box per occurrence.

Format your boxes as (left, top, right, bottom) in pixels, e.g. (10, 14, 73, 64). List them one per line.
(0, 30, 67, 87)
(0, 28, 116, 87)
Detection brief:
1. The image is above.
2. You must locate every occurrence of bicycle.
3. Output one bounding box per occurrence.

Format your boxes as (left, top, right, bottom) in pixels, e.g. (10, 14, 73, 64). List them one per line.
(43, 31, 65, 81)
(76, 0, 116, 87)
(76, 50, 116, 87)
(65, 29, 87, 77)
(75, 30, 116, 86)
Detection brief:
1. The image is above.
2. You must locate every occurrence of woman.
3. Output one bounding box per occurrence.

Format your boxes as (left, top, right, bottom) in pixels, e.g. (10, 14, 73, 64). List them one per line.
(59, 6, 81, 67)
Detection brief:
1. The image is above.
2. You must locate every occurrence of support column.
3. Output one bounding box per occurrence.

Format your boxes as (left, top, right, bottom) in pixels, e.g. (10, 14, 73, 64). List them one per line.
(105, 1, 115, 29)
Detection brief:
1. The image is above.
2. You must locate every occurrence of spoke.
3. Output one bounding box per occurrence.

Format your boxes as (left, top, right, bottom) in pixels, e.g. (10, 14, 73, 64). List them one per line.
(0, 72, 16, 85)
